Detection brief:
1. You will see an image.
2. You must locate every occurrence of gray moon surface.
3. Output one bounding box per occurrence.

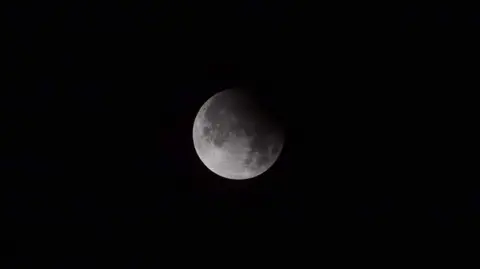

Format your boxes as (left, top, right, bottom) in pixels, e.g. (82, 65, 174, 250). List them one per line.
(193, 89, 284, 180)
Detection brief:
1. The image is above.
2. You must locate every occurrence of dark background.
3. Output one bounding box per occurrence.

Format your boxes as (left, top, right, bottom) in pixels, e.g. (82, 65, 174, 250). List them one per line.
(3, 2, 479, 266)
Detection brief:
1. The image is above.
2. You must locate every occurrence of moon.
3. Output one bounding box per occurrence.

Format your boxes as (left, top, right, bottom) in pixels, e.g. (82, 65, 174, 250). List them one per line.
(193, 88, 284, 180)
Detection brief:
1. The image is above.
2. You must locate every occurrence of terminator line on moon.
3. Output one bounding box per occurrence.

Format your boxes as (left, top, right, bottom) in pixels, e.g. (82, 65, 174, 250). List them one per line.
(192, 89, 284, 180)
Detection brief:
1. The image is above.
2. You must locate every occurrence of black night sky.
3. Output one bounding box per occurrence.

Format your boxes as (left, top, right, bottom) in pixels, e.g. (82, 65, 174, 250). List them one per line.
(3, 2, 479, 266)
